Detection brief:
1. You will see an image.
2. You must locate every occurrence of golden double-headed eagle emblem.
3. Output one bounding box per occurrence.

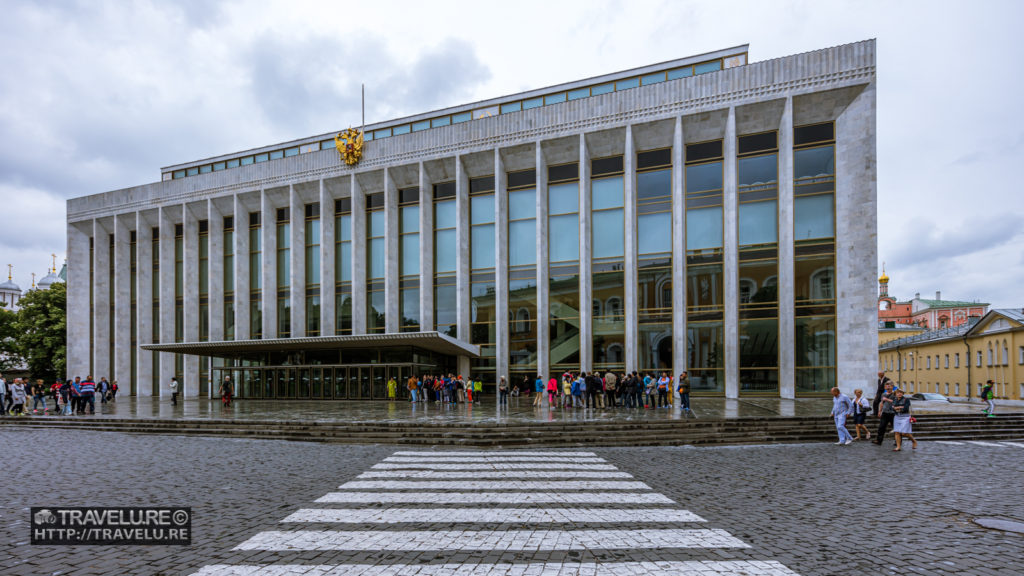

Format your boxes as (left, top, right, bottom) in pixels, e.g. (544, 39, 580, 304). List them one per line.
(334, 128, 364, 166)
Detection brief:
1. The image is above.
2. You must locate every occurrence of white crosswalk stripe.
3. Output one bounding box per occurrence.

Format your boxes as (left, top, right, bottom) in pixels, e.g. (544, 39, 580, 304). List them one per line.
(192, 560, 801, 575)
(357, 470, 633, 479)
(315, 491, 676, 504)
(282, 507, 704, 523)
(999, 441, 1024, 448)
(372, 462, 618, 470)
(390, 451, 598, 457)
(191, 450, 802, 576)
(967, 441, 1010, 447)
(935, 441, 965, 445)
(234, 528, 750, 551)
(339, 480, 651, 490)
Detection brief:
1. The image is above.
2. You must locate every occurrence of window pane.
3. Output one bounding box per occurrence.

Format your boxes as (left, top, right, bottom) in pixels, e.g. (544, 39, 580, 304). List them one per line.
(638, 212, 671, 255)
(549, 182, 578, 215)
(369, 237, 384, 278)
(509, 219, 536, 266)
(435, 283, 457, 327)
(401, 287, 419, 327)
(401, 205, 419, 233)
(695, 60, 722, 74)
(637, 169, 671, 201)
(738, 200, 777, 246)
(685, 162, 722, 193)
(369, 211, 385, 237)
(794, 194, 834, 240)
(549, 214, 579, 262)
(592, 176, 623, 210)
(738, 154, 778, 187)
(508, 188, 536, 220)
(794, 146, 835, 179)
(401, 234, 419, 276)
(471, 224, 494, 269)
(471, 195, 494, 225)
(592, 209, 624, 258)
(686, 207, 722, 250)
(667, 67, 693, 80)
(435, 200, 456, 229)
(305, 246, 320, 284)
(338, 215, 351, 241)
(338, 242, 351, 282)
(435, 229, 456, 273)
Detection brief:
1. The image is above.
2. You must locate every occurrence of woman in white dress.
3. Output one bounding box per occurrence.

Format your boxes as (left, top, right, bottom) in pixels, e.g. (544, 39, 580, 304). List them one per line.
(891, 388, 918, 451)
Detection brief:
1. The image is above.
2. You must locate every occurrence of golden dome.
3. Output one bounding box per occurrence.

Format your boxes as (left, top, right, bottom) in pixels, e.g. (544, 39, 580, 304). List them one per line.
(879, 263, 889, 284)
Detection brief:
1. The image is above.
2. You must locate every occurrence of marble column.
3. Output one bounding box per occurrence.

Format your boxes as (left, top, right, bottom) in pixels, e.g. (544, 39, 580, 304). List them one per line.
(290, 185, 305, 337)
(671, 116, 687, 379)
(113, 214, 131, 386)
(778, 97, 796, 399)
(92, 219, 111, 382)
(183, 203, 200, 396)
(495, 149, 509, 382)
(384, 168, 399, 333)
(135, 213, 153, 395)
(66, 222, 91, 379)
(319, 179, 335, 335)
(723, 107, 739, 399)
(351, 176, 367, 335)
(455, 156, 470, 342)
(261, 189, 277, 339)
(578, 134, 592, 372)
(535, 142, 550, 380)
(233, 195, 250, 340)
(623, 126, 638, 371)
(418, 163, 434, 331)
(208, 201, 224, 342)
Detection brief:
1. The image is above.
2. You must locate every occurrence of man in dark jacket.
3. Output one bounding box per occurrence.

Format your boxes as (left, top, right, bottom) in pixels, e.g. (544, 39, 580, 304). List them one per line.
(872, 371, 892, 416)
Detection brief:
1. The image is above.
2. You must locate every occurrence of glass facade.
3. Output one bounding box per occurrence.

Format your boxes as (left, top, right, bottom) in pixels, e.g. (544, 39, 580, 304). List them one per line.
(548, 163, 580, 372)
(276, 208, 291, 338)
(305, 203, 321, 336)
(399, 188, 420, 332)
(335, 198, 352, 335)
(223, 216, 235, 341)
(249, 212, 262, 339)
(434, 182, 457, 337)
(507, 169, 537, 383)
(794, 122, 837, 394)
(685, 140, 724, 393)
(591, 156, 625, 373)
(470, 176, 497, 381)
(366, 193, 385, 333)
(637, 149, 672, 375)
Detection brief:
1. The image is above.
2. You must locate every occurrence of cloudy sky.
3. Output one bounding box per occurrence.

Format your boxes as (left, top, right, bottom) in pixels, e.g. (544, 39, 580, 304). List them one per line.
(1, 0, 1021, 308)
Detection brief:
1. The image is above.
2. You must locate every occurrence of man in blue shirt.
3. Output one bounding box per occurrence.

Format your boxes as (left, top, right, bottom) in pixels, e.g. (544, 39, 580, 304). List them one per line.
(830, 387, 854, 445)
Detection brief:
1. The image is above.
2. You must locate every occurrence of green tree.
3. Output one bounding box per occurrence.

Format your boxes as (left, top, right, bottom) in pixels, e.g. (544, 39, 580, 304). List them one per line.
(14, 282, 66, 381)
(0, 304, 23, 372)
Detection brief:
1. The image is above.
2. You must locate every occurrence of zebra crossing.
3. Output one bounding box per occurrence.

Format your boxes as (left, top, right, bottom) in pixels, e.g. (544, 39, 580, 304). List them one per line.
(191, 450, 801, 576)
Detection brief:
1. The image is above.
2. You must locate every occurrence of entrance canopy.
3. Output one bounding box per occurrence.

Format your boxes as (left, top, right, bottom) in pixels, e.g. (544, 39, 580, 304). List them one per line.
(141, 331, 479, 359)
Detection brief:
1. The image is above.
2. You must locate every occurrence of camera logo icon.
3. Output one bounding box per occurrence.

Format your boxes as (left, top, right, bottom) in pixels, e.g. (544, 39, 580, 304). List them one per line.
(34, 509, 57, 524)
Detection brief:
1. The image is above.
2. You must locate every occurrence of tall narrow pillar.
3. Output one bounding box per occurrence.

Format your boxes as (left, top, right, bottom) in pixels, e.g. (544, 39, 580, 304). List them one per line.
(578, 134, 592, 372)
(535, 142, 550, 379)
(66, 222, 91, 379)
(135, 212, 153, 395)
(351, 176, 367, 335)
(290, 184, 305, 337)
(495, 149, 509, 382)
(233, 195, 250, 340)
(723, 107, 739, 399)
(419, 163, 434, 331)
(384, 168, 400, 333)
(208, 201, 224, 342)
(92, 219, 111, 382)
(183, 203, 200, 396)
(261, 189, 277, 338)
(113, 214, 132, 386)
(623, 126, 638, 371)
(319, 179, 335, 335)
(671, 116, 687, 380)
(455, 156, 470, 342)
(778, 97, 796, 399)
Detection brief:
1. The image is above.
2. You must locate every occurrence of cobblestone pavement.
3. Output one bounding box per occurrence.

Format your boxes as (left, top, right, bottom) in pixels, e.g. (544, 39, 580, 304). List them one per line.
(2, 430, 1023, 576)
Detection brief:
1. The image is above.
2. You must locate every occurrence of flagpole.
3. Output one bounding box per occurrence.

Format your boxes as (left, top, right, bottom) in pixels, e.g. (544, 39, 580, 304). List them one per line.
(361, 84, 365, 135)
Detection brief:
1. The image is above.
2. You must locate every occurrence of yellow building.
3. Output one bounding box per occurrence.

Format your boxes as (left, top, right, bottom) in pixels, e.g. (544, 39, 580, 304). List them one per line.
(878, 309, 1024, 401)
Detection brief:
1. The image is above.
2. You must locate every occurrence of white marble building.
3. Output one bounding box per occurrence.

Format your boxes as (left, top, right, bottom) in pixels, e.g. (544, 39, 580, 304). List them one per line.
(66, 40, 877, 400)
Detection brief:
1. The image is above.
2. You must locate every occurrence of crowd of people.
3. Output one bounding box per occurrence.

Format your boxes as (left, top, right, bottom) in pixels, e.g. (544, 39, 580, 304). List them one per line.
(0, 373, 118, 416)
(829, 371, 918, 450)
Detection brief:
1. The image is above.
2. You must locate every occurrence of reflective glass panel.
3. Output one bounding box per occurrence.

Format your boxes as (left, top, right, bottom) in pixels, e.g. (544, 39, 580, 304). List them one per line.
(471, 195, 495, 225)
(369, 237, 384, 278)
(549, 214, 579, 262)
(435, 200, 456, 228)
(369, 211, 385, 237)
(637, 169, 671, 201)
(738, 200, 777, 246)
(401, 234, 419, 276)
(794, 146, 835, 179)
(509, 219, 536, 266)
(638, 212, 671, 255)
(435, 229, 456, 273)
(508, 188, 536, 220)
(794, 194, 834, 240)
(592, 209, 624, 258)
(685, 162, 722, 193)
(401, 205, 419, 233)
(548, 182, 578, 215)
(471, 224, 495, 269)
(338, 215, 351, 241)
(738, 154, 778, 187)
(592, 176, 623, 210)
(686, 207, 723, 250)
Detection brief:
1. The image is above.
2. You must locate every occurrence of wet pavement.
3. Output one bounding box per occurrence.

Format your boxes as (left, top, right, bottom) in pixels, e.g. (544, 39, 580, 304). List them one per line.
(12, 393, 1013, 424)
